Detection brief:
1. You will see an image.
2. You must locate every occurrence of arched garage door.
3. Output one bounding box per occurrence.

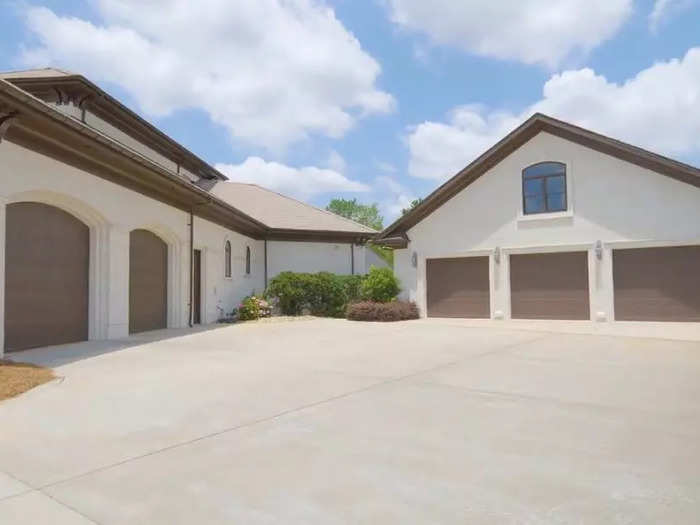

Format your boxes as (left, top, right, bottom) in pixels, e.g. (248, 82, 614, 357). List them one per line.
(129, 229, 168, 333)
(5, 202, 89, 352)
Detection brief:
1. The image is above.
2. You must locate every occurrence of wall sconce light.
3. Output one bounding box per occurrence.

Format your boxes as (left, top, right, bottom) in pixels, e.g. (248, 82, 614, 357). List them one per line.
(411, 251, 418, 268)
(493, 246, 501, 264)
(594, 240, 603, 260)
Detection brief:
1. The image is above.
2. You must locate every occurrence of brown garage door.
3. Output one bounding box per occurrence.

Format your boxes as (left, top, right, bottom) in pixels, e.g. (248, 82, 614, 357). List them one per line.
(129, 229, 168, 333)
(426, 257, 490, 318)
(510, 252, 590, 320)
(613, 246, 700, 322)
(5, 202, 89, 352)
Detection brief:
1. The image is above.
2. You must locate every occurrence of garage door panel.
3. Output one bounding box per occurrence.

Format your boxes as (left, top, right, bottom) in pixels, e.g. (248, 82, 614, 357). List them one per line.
(614, 246, 700, 322)
(5, 202, 89, 352)
(510, 252, 590, 320)
(129, 230, 168, 333)
(427, 257, 490, 318)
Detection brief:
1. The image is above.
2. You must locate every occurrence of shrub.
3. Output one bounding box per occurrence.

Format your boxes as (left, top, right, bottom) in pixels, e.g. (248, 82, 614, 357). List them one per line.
(346, 301, 419, 322)
(235, 295, 271, 321)
(265, 272, 310, 315)
(336, 274, 365, 304)
(266, 272, 356, 317)
(306, 272, 347, 317)
(360, 266, 401, 303)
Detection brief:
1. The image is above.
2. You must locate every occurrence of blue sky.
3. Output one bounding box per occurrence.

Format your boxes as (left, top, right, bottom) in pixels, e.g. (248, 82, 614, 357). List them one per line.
(1, 0, 699, 225)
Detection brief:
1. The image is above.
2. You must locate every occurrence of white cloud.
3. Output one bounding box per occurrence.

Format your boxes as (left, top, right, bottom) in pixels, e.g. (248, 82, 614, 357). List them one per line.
(215, 157, 369, 201)
(385, 0, 633, 67)
(326, 150, 347, 173)
(375, 160, 397, 174)
(649, 0, 696, 33)
(407, 48, 700, 180)
(374, 175, 418, 221)
(21, 1, 394, 150)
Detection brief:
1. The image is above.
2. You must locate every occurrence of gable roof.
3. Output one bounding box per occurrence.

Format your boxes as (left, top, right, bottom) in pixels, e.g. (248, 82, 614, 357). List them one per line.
(209, 182, 377, 239)
(377, 113, 700, 243)
(1, 68, 226, 181)
(0, 73, 374, 243)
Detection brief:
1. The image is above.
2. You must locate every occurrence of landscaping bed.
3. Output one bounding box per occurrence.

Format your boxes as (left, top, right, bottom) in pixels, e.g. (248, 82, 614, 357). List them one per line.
(0, 359, 55, 401)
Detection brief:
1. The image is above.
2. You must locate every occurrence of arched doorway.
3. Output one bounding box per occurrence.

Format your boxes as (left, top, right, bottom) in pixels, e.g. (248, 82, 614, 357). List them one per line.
(129, 229, 168, 333)
(5, 202, 89, 351)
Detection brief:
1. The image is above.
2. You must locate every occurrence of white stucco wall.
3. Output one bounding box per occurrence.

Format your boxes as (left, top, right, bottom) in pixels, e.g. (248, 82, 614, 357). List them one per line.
(396, 131, 700, 321)
(266, 241, 354, 279)
(0, 140, 264, 353)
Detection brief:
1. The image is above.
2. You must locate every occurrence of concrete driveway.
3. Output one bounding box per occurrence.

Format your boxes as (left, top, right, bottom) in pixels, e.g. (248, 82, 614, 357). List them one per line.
(1, 319, 699, 524)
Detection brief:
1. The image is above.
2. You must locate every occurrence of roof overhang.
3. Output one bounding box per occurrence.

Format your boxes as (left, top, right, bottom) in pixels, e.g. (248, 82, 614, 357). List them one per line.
(377, 113, 700, 240)
(4, 74, 227, 181)
(0, 79, 267, 238)
(372, 235, 408, 249)
(265, 228, 375, 244)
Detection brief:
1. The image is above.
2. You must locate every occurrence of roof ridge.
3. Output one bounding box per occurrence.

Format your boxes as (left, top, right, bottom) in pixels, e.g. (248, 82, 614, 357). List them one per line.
(225, 182, 377, 232)
(377, 112, 700, 239)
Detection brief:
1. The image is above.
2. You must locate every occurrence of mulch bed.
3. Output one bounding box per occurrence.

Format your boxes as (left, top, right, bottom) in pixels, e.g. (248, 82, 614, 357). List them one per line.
(0, 359, 55, 401)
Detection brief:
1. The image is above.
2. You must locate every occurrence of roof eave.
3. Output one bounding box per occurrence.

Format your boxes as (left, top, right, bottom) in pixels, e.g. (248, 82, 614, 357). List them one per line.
(377, 113, 700, 239)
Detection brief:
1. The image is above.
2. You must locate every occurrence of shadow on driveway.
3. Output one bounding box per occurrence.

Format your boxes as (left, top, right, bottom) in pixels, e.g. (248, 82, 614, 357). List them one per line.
(4, 324, 230, 368)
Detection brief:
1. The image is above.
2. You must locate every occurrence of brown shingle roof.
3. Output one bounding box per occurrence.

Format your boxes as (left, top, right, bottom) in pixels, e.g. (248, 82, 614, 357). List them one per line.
(210, 182, 376, 233)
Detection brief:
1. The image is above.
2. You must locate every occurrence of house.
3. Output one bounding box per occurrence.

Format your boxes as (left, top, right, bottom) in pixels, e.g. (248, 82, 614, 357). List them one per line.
(376, 114, 700, 324)
(0, 68, 376, 355)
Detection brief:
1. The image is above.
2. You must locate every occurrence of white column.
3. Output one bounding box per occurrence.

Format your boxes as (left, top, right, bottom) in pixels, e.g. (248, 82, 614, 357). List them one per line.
(0, 197, 6, 357)
(105, 225, 130, 339)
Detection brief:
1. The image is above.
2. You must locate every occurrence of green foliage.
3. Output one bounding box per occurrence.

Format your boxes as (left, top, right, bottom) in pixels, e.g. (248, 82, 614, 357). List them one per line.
(360, 266, 401, 303)
(336, 274, 365, 304)
(266, 272, 366, 317)
(235, 295, 271, 321)
(264, 272, 311, 316)
(401, 198, 423, 216)
(326, 198, 383, 230)
(347, 301, 419, 322)
(369, 244, 394, 267)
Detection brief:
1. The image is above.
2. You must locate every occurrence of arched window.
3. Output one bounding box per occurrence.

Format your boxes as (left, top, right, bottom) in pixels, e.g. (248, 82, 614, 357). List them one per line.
(245, 246, 251, 275)
(224, 240, 232, 277)
(522, 162, 567, 214)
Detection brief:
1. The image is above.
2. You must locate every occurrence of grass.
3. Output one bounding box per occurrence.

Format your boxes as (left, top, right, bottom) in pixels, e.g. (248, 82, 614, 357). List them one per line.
(0, 359, 55, 401)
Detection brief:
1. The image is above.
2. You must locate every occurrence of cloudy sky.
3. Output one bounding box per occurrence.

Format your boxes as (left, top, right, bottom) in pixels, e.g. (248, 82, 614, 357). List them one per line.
(1, 0, 699, 223)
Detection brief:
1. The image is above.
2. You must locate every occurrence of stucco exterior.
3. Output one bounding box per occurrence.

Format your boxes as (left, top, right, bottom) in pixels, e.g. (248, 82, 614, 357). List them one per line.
(0, 140, 264, 352)
(395, 131, 700, 321)
(267, 241, 359, 278)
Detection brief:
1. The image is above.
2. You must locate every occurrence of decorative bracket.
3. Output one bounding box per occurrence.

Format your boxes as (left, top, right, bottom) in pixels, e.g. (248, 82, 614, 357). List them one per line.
(0, 111, 19, 143)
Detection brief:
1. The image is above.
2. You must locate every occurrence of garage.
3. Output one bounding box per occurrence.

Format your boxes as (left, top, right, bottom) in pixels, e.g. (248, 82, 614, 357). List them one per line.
(510, 252, 590, 320)
(129, 229, 168, 333)
(613, 246, 700, 322)
(426, 257, 490, 318)
(4, 202, 89, 352)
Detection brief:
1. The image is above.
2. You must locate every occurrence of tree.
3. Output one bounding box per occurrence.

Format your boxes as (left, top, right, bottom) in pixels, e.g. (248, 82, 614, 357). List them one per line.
(326, 198, 383, 230)
(326, 198, 393, 267)
(401, 198, 423, 216)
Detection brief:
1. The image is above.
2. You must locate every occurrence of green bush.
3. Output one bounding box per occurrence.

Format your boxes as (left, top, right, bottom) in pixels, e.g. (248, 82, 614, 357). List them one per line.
(360, 266, 401, 303)
(336, 274, 365, 304)
(266, 272, 368, 317)
(264, 272, 310, 315)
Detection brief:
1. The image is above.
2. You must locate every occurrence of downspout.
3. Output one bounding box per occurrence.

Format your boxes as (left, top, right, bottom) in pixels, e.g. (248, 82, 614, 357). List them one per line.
(188, 210, 193, 327)
(350, 243, 355, 275)
(264, 239, 268, 289)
